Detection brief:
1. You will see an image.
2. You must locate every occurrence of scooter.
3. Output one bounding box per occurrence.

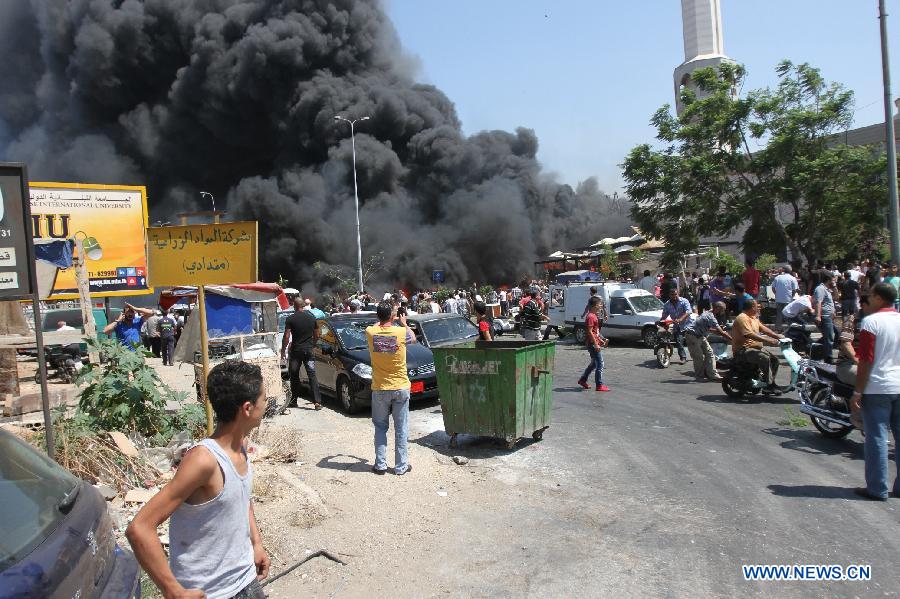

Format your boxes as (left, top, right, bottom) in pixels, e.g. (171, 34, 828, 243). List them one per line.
(721, 338, 800, 399)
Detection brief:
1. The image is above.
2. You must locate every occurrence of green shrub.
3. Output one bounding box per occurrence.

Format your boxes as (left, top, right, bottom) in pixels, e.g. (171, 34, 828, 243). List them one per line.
(76, 337, 187, 444)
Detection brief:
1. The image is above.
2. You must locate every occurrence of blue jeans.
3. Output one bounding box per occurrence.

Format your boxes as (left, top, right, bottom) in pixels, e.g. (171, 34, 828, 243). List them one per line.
(861, 393, 900, 498)
(580, 346, 604, 386)
(819, 314, 837, 364)
(673, 328, 687, 360)
(371, 388, 410, 473)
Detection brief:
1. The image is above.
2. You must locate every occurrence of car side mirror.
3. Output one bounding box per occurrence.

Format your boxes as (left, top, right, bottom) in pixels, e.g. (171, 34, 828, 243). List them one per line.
(624, 309, 633, 315)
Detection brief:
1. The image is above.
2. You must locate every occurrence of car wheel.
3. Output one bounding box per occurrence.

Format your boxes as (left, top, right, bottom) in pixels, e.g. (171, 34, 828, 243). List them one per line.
(574, 326, 586, 344)
(642, 326, 659, 347)
(337, 376, 359, 414)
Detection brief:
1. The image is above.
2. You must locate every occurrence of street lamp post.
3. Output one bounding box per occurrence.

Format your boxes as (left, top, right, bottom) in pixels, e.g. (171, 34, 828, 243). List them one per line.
(334, 115, 370, 293)
(878, 0, 900, 266)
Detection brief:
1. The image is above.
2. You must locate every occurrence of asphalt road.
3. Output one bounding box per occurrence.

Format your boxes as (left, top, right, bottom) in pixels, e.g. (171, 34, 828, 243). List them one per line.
(408, 338, 900, 598)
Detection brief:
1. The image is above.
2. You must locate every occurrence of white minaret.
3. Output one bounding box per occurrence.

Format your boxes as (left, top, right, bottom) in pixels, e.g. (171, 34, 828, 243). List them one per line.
(673, 0, 733, 114)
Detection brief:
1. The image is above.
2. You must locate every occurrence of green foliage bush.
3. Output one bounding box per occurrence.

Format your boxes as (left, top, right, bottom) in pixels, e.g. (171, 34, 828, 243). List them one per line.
(76, 337, 188, 444)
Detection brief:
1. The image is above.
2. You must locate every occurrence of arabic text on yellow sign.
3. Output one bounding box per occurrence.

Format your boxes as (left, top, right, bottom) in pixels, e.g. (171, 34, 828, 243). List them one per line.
(147, 222, 258, 286)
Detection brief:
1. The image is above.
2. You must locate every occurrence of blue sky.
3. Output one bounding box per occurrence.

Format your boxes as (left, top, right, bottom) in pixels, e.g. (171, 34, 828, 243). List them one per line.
(385, 0, 899, 194)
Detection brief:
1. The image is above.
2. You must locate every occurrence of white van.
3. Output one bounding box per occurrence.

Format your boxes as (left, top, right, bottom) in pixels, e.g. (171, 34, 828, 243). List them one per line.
(548, 283, 664, 345)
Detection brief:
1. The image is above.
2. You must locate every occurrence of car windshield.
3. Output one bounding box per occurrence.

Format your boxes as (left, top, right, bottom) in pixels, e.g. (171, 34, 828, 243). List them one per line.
(335, 319, 377, 350)
(629, 295, 663, 313)
(421, 317, 479, 345)
(0, 431, 80, 569)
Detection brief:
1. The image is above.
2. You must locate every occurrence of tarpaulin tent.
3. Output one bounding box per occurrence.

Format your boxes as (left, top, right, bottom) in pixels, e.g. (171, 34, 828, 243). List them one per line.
(167, 283, 289, 364)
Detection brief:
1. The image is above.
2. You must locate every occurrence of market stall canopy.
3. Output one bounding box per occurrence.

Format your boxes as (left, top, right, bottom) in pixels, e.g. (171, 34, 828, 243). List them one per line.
(158, 283, 290, 311)
(555, 270, 603, 284)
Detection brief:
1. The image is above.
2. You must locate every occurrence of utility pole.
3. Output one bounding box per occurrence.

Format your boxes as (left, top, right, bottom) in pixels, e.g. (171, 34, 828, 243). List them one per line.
(879, 0, 900, 265)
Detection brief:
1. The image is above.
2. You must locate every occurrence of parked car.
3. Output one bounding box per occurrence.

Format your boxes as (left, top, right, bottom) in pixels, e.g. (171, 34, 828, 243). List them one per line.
(0, 429, 141, 598)
(406, 313, 480, 348)
(295, 314, 438, 413)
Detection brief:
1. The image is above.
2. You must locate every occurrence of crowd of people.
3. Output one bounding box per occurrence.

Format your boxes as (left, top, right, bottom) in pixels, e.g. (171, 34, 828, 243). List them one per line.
(108, 253, 900, 597)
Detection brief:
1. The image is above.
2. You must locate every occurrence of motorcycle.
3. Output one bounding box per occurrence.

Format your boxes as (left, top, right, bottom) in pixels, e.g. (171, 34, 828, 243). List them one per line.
(721, 338, 800, 399)
(34, 343, 85, 384)
(795, 348, 855, 438)
(653, 319, 676, 368)
(783, 316, 816, 354)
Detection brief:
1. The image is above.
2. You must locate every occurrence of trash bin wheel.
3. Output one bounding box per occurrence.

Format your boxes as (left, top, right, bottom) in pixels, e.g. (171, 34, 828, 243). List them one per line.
(505, 438, 517, 450)
(532, 427, 547, 441)
(448, 433, 458, 448)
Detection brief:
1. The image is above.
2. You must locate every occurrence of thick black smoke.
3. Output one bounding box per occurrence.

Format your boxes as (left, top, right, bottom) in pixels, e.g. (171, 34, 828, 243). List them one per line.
(0, 0, 631, 288)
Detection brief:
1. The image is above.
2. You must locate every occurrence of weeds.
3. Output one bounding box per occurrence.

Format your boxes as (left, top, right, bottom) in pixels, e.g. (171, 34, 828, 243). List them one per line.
(778, 406, 808, 428)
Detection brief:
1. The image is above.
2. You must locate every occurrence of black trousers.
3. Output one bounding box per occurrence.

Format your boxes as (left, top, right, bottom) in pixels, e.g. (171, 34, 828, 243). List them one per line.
(161, 336, 175, 365)
(289, 348, 322, 406)
(150, 337, 161, 357)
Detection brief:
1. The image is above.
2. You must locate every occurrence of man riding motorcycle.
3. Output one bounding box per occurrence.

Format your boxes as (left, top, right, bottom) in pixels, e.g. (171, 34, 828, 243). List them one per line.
(731, 298, 783, 394)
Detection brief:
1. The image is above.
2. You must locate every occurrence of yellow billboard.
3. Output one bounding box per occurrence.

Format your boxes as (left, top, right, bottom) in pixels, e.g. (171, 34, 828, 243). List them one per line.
(147, 222, 258, 286)
(29, 182, 151, 298)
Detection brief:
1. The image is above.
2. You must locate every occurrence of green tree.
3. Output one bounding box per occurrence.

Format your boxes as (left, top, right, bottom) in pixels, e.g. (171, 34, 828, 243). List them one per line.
(623, 61, 888, 264)
(596, 243, 618, 276)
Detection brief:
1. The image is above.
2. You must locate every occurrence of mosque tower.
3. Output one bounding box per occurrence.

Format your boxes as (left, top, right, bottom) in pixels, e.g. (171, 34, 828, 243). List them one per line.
(673, 0, 734, 114)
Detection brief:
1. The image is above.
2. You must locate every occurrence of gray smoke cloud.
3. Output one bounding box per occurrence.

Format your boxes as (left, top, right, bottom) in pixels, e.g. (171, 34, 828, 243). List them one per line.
(0, 0, 631, 289)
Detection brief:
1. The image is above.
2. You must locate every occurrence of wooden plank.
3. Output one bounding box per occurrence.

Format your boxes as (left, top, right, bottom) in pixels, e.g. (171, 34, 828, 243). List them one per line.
(0, 331, 85, 349)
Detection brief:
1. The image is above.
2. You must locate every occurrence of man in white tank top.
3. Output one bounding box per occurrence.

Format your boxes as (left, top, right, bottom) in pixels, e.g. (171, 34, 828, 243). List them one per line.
(126, 361, 270, 598)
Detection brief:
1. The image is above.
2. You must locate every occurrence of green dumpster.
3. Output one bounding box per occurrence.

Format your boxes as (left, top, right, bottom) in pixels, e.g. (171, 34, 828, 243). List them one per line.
(432, 340, 555, 449)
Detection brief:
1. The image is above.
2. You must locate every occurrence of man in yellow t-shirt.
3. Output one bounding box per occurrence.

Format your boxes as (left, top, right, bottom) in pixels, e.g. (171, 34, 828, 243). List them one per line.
(731, 299, 782, 392)
(366, 301, 417, 475)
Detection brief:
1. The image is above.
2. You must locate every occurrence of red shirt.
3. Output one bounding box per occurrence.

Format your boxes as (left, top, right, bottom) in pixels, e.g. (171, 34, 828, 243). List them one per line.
(742, 267, 761, 297)
(478, 319, 491, 339)
(585, 312, 600, 346)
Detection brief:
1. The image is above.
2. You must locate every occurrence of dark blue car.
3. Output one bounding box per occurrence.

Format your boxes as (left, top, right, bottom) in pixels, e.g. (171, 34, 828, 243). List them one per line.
(0, 429, 141, 598)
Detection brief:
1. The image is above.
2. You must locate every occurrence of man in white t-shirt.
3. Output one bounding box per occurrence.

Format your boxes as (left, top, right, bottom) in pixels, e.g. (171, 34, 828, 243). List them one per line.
(782, 292, 812, 321)
(772, 267, 799, 327)
(852, 282, 900, 501)
(637, 270, 658, 294)
(499, 289, 509, 317)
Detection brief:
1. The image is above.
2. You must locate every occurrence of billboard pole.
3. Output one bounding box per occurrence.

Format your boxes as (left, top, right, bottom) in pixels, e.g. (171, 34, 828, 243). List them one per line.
(74, 234, 99, 364)
(10, 164, 54, 457)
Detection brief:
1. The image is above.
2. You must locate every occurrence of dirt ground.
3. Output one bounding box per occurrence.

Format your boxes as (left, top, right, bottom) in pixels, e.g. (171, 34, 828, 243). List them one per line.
(249, 401, 527, 598)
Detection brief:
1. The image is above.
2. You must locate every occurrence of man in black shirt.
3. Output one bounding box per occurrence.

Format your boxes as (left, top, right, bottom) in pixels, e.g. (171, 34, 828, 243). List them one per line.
(280, 297, 323, 410)
(837, 271, 860, 324)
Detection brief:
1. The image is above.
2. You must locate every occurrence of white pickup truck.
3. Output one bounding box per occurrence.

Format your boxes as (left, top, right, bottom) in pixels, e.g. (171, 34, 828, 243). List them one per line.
(547, 282, 664, 346)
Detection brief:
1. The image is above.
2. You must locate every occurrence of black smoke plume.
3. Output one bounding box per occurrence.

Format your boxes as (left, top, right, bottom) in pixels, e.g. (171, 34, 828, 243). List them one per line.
(0, 0, 631, 289)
